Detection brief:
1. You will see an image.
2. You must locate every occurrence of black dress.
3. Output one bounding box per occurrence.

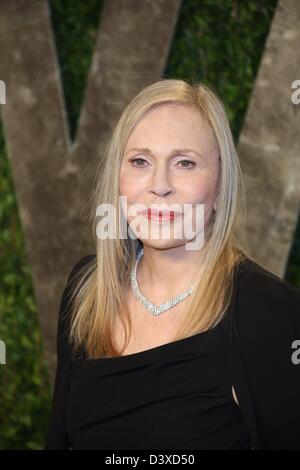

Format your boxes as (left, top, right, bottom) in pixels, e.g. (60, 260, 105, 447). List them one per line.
(44, 255, 300, 450)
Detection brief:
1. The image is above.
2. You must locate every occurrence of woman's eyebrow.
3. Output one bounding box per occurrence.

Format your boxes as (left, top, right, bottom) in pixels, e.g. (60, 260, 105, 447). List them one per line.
(124, 147, 205, 159)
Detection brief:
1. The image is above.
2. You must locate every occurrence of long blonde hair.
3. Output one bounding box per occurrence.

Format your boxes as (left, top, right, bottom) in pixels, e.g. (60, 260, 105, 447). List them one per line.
(66, 78, 253, 359)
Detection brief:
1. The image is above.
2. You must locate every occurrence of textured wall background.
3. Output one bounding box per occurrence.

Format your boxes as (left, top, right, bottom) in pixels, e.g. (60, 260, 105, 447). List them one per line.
(0, 0, 299, 450)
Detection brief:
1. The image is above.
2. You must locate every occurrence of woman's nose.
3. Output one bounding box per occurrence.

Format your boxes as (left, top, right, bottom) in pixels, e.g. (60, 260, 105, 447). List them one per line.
(151, 188, 172, 197)
(149, 165, 173, 197)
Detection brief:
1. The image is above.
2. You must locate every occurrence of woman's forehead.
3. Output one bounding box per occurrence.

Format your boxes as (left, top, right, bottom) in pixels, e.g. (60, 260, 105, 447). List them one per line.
(124, 107, 218, 158)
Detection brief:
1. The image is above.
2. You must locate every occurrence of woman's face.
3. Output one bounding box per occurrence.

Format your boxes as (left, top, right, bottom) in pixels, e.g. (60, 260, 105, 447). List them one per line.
(119, 102, 220, 251)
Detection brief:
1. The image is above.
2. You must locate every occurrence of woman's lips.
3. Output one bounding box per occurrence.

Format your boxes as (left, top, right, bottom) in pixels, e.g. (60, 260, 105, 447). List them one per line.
(140, 209, 182, 222)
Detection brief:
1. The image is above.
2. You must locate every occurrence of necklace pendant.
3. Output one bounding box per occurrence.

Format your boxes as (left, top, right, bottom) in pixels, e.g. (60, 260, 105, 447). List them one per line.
(130, 248, 195, 316)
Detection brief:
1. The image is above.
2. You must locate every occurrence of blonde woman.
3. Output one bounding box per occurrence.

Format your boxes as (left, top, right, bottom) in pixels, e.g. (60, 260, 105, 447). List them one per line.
(44, 79, 300, 450)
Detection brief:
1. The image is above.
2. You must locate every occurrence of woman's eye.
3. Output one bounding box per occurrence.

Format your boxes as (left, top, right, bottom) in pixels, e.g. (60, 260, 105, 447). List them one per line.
(177, 160, 196, 169)
(130, 158, 148, 167)
(129, 158, 196, 169)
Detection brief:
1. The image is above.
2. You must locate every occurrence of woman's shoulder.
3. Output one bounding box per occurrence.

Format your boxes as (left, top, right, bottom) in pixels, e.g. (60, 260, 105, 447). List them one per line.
(68, 253, 96, 281)
(233, 255, 300, 345)
(235, 256, 300, 311)
(62, 253, 96, 298)
(59, 254, 96, 322)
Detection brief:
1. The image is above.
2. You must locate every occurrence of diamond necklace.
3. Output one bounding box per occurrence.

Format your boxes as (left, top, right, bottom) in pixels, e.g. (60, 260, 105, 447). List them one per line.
(130, 248, 196, 316)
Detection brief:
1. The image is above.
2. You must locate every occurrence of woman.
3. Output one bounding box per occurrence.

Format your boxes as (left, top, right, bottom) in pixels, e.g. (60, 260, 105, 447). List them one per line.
(44, 79, 300, 450)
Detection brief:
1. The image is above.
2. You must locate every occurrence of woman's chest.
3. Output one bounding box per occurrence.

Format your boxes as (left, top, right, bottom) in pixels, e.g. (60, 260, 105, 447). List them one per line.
(67, 344, 248, 450)
(112, 289, 194, 356)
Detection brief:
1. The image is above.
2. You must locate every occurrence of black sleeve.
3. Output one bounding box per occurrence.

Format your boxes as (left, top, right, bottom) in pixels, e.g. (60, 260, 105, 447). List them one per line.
(232, 260, 300, 450)
(44, 255, 95, 450)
